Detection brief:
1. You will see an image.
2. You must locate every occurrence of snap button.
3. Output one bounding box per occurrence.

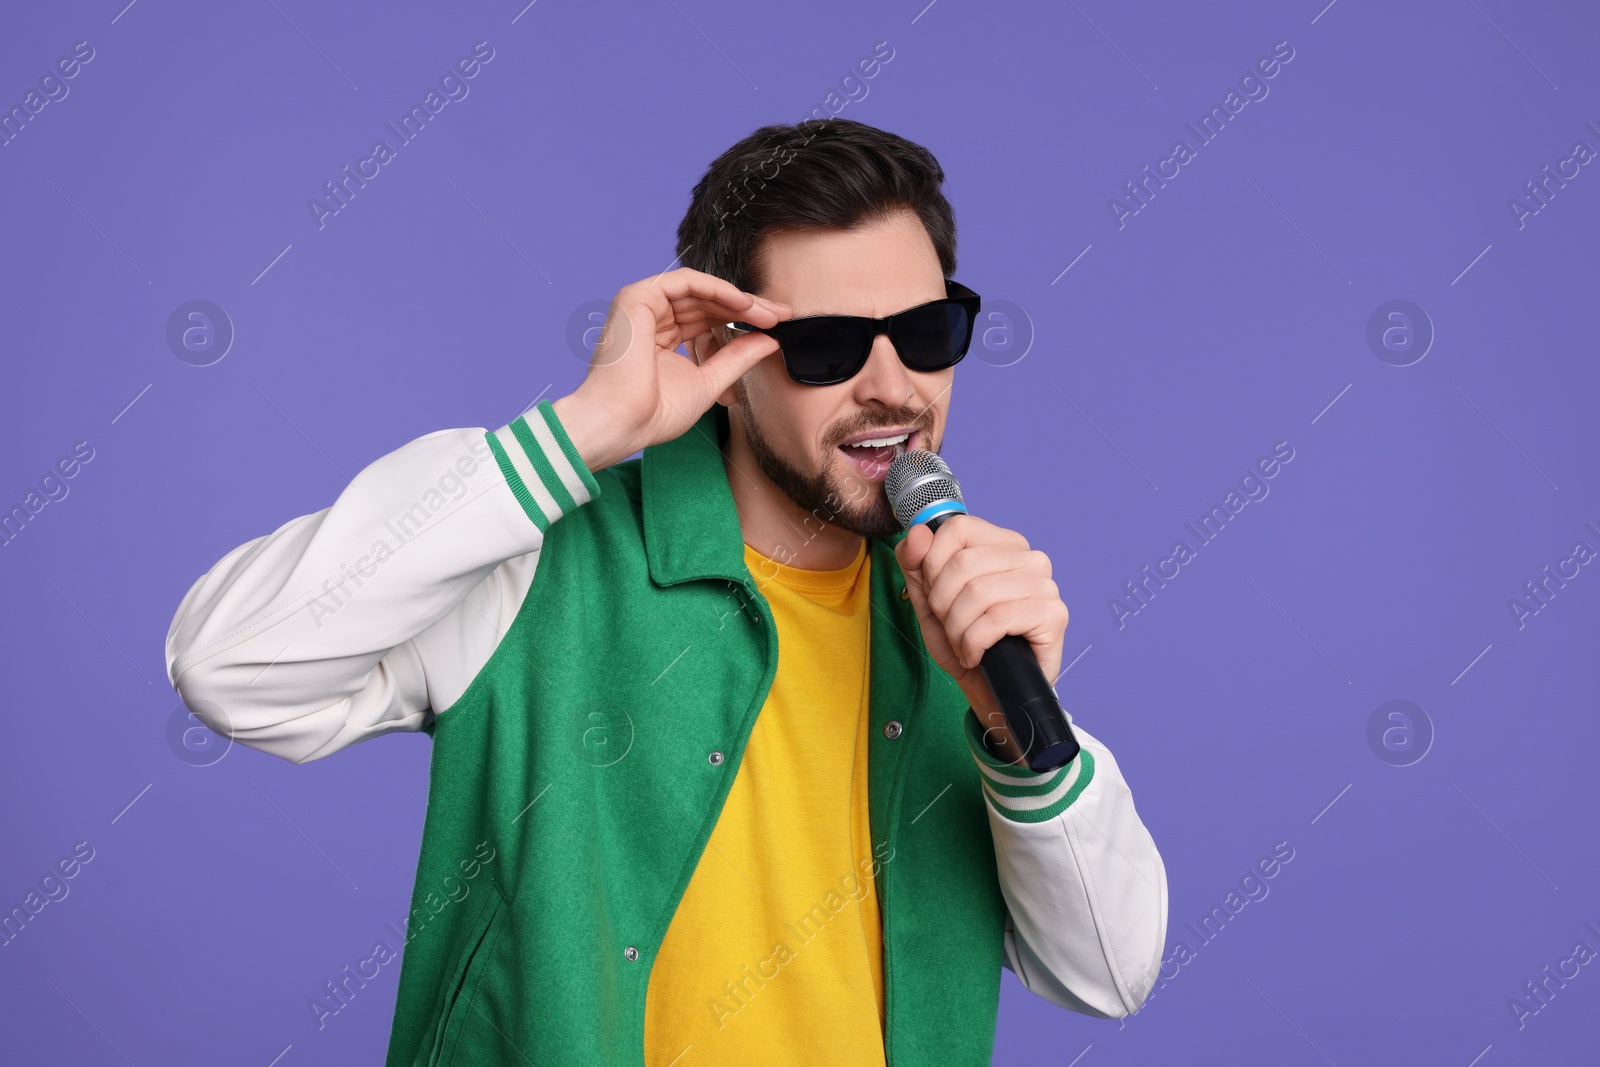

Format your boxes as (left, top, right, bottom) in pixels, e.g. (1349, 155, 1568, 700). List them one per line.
(624, 946, 639, 961)
(900, 587, 909, 600)
(884, 720, 903, 740)
(708, 750, 724, 766)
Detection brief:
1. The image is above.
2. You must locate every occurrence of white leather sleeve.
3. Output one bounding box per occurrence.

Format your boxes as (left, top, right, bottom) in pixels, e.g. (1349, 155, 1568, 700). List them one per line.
(164, 404, 599, 764)
(963, 710, 1168, 1018)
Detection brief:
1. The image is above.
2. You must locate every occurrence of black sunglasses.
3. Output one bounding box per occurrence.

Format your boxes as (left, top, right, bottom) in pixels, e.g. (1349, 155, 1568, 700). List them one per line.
(727, 279, 981, 386)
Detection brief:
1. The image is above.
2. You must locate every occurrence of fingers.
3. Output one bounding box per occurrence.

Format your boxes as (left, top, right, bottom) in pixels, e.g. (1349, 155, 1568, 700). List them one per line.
(667, 302, 769, 345)
(693, 328, 783, 399)
(898, 517, 1013, 588)
(922, 542, 1049, 620)
(939, 571, 1064, 666)
(919, 515, 1029, 582)
(632, 267, 791, 328)
(951, 592, 1069, 671)
(894, 524, 935, 571)
(668, 290, 789, 325)
(903, 521, 1064, 672)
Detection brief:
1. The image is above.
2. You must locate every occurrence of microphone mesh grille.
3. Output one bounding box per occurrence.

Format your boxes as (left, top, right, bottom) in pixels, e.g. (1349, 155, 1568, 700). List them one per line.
(885, 450, 963, 529)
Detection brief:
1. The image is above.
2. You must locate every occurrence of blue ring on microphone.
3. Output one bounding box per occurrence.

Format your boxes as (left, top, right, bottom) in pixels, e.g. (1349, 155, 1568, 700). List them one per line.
(909, 500, 967, 527)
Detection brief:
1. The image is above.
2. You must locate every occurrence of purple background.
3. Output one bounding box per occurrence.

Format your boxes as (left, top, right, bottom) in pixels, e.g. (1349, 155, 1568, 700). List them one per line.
(3, 0, 1598, 1063)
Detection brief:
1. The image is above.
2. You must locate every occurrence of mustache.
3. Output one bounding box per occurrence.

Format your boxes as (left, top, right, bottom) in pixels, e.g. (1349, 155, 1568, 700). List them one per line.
(827, 408, 933, 450)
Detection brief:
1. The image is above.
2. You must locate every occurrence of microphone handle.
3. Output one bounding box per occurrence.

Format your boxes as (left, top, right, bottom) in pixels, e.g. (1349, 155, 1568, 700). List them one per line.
(926, 513, 1081, 772)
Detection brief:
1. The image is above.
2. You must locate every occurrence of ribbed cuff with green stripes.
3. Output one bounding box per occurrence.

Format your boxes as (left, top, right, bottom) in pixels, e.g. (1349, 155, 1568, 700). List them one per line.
(963, 707, 1095, 823)
(486, 399, 603, 533)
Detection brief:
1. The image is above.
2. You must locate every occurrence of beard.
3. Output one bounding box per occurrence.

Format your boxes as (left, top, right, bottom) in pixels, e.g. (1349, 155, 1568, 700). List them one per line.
(732, 379, 933, 541)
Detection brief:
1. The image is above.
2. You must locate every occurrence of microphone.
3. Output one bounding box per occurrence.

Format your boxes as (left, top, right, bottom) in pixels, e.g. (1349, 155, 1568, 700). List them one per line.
(885, 450, 1080, 772)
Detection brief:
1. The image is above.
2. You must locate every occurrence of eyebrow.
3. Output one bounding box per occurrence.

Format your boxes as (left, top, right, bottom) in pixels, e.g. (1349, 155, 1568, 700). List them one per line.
(781, 292, 945, 320)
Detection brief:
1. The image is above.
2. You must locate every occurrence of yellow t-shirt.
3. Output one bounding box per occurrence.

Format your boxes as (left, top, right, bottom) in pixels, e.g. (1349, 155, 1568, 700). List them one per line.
(643, 536, 887, 1066)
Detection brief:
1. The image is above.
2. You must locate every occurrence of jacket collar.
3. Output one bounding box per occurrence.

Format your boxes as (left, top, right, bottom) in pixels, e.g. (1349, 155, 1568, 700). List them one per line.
(639, 404, 908, 590)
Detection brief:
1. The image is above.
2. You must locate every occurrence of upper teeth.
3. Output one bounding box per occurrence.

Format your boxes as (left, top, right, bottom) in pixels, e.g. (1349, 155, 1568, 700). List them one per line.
(849, 433, 909, 448)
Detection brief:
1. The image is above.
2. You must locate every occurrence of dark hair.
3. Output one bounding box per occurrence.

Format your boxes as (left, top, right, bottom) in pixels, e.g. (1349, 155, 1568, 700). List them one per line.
(675, 119, 957, 304)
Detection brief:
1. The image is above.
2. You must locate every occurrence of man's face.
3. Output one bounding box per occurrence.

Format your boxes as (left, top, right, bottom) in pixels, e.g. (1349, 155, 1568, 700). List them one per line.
(710, 208, 955, 540)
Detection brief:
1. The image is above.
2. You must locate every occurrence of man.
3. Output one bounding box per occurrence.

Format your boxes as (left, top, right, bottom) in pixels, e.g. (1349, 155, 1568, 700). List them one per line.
(166, 118, 1167, 1066)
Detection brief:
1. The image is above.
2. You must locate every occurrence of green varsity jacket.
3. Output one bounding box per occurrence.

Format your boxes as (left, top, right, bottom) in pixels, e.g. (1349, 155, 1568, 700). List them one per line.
(165, 398, 1169, 1067)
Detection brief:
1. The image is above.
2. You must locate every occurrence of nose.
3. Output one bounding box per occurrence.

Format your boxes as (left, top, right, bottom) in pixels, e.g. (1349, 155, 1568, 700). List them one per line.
(849, 330, 919, 409)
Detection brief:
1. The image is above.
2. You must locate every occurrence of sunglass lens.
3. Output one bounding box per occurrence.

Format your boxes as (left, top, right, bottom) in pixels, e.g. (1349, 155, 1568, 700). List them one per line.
(778, 318, 872, 385)
(892, 303, 972, 370)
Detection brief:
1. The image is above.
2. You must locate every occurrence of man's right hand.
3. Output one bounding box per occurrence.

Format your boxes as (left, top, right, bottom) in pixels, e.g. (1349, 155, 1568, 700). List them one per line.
(551, 268, 791, 472)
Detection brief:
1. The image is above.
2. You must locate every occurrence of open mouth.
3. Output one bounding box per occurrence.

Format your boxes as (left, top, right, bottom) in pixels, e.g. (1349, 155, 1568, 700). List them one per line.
(837, 429, 919, 481)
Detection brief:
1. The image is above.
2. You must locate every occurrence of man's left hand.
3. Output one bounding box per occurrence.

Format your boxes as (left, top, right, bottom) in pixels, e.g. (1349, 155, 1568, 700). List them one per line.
(893, 514, 1069, 729)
